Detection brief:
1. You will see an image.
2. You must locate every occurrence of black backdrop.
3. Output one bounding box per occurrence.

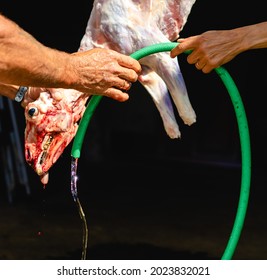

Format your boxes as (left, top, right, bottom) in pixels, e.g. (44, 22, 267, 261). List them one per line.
(1, 1, 267, 260)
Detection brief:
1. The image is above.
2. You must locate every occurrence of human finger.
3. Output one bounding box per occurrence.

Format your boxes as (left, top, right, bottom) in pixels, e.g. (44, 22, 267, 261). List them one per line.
(195, 60, 206, 70)
(201, 64, 214, 74)
(170, 39, 187, 57)
(111, 75, 133, 92)
(104, 87, 130, 102)
(120, 79, 132, 91)
(171, 36, 200, 58)
(193, 60, 215, 74)
(115, 53, 142, 74)
(118, 67, 140, 84)
(186, 51, 201, 65)
(21, 87, 46, 108)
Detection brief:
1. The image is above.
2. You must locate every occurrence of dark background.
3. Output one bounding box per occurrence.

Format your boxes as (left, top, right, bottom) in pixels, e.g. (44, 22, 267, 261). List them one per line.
(1, 1, 267, 260)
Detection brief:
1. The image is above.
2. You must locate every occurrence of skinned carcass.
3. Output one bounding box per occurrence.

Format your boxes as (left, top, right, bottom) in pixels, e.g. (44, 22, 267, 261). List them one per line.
(24, 0, 197, 184)
(79, 0, 197, 138)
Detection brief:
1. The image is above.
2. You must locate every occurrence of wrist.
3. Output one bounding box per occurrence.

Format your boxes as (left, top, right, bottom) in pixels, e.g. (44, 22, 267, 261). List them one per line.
(14, 86, 28, 102)
(0, 83, 19, 100)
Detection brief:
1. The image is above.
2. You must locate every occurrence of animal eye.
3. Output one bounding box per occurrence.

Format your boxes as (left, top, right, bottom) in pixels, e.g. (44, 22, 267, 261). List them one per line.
(28, 107, 38, 117)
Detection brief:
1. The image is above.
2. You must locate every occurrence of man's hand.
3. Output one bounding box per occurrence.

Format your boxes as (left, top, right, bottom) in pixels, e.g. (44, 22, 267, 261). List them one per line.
(70, 48, 142, 101)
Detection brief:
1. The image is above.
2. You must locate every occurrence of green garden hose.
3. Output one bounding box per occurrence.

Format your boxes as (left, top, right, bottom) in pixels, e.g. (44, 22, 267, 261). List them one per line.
(71, 42, 251, 260)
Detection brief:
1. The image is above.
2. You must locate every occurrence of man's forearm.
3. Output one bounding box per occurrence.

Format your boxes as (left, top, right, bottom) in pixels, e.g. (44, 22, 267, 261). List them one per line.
(0, 83, 20, 100)
(0, 14, 72, 89)
(239, 22, 267, 51)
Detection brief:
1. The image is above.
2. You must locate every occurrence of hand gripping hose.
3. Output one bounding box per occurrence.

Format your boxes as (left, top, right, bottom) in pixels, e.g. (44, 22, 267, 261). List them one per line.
(71, 42, 251, 260)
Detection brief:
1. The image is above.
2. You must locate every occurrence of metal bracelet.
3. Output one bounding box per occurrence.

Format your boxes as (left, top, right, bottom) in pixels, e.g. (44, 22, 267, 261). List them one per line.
(14, 86, 28, 102)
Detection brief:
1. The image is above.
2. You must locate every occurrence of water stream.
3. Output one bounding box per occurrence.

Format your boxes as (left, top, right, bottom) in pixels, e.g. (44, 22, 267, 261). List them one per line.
(70, 156, 88, 260)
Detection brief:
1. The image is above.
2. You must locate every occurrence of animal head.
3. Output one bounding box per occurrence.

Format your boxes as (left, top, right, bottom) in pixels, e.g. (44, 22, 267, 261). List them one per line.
(24, 89, 87, 184)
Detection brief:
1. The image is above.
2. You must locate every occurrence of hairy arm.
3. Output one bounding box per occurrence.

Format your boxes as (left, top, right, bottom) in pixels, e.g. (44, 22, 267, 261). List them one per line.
(0, 83, 19, 100)
(0, 14, 72, 88)
(0, 14, 141, 101)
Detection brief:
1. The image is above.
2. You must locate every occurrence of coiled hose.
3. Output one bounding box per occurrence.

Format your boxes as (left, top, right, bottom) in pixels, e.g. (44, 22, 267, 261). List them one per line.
(71, 42, 251, 260)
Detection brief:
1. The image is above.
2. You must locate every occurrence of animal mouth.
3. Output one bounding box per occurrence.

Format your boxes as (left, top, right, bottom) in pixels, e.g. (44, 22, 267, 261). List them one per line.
(35, 134, 54, 175)
(30, 131, 71, 177)
(39, 135, 54, 165)
(25, 134, 55, 177)
(25, 132, 68, 185)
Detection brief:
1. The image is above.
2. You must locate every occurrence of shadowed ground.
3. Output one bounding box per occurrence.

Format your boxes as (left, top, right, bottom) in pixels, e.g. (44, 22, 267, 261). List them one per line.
(1, 156, 266, 260)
